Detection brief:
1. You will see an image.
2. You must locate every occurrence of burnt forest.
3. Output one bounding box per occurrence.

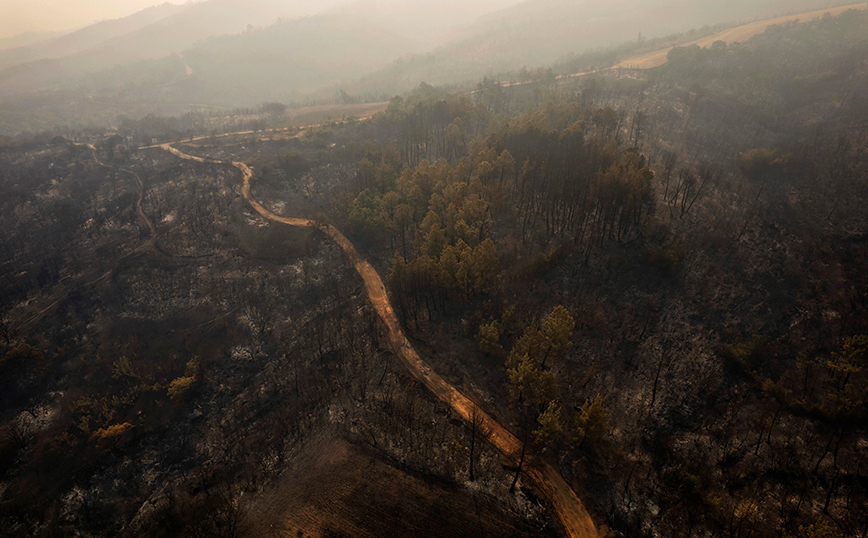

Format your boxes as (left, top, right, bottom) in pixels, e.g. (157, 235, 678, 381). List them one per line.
(1, 2, 867, 538)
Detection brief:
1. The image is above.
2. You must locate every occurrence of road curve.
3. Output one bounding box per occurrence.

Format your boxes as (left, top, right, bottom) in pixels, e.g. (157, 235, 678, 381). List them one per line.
(612, 2, 868, 70)
(156, 143, 599, 538)
(487, 2, 868, 92)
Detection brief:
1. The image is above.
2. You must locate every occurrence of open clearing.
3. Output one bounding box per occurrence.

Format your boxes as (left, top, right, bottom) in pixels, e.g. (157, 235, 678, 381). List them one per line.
(247, 430, 549, 538)
(285, 101, 390, 127)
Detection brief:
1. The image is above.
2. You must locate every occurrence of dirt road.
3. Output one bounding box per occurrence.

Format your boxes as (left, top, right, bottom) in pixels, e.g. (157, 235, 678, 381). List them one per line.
(486, 2, 868, 93)
(157, 142, 600, 538)
(613, 2, 868, 69)
(159, 102, 389, 146)
(14, 144, 155, 332)
(86, 144, 156, 245)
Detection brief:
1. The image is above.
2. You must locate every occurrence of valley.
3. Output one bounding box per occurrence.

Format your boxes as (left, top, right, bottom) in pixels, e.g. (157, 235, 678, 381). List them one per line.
(1, 2, 867, 538)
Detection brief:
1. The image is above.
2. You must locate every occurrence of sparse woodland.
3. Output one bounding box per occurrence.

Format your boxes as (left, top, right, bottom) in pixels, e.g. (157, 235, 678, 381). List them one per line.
(2, 9, 868, 538)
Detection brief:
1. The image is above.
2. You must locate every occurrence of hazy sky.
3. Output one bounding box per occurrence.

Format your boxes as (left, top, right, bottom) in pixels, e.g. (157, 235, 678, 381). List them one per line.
(0, 0, 525, 40)
(0, 0, 186, 38)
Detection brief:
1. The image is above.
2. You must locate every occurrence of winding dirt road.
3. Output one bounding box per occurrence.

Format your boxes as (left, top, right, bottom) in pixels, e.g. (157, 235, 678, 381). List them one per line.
(157, 142, 599, 538)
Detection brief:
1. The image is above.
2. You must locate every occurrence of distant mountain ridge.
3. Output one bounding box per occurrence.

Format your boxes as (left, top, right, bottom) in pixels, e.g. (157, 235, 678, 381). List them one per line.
(0, 0, 860, 134)
(450, 0, 864, 65)
(32, 3, 187, 60)
(0, 3, 186, 71)
(0, 0, 350, 88)
(341, 0, 863, 97)
(0, 31, 67, 53)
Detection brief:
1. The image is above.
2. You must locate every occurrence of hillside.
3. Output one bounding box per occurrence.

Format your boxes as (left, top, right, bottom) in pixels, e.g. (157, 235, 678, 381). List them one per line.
(1, 0, 859, 135)
(0, 31, 66, 53)
(0, 0, 351, 97)
(342, 0, 861, 97)
(0, 14, 413, 134)
(1, 7, 867, 538)
(0, 2, 187, 71)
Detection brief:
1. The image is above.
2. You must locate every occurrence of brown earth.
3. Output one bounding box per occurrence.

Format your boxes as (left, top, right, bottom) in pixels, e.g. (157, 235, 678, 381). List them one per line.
(157, 142, 601, 538)
(247, 429, 549, 538)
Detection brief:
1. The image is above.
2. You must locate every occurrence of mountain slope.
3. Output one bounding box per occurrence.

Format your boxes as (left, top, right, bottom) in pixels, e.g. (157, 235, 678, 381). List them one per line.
(0, 12, 413, 132)
(343, 0, 861, 96)
(114, 14, 414, 103)
(0, 0, 350, 97)
(322, 0, 524, 48)
(0, 30, 66, 52)
(0, 3, 186, 71)
(29, 3, 186, 60)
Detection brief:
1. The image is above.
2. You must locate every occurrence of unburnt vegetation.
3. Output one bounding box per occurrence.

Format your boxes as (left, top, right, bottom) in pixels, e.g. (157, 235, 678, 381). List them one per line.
(1, 8, 867, 538)
(0, 134, 557, 537)
(324, 12, 868, 537)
